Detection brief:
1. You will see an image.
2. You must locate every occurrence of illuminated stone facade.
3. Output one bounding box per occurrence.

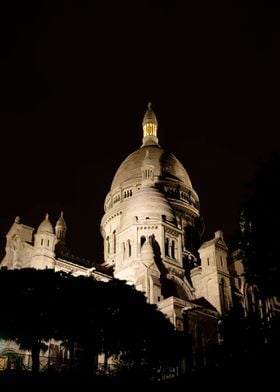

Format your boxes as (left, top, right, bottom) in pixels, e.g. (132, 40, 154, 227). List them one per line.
(1, 104, 275, 371)
(0, 105, 237, 326)
(100, 104, 232, 329)
(1, 212, 110, 281)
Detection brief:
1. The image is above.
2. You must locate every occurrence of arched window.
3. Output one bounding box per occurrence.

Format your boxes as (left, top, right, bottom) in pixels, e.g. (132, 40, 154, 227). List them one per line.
(106, 236, 110, 254)
(113, 230, 116, 254)
(171, 240, 175, 259)
(141, 236, 146, 247)
(165, 238, 169, 256)
(128, 240, 131, 257)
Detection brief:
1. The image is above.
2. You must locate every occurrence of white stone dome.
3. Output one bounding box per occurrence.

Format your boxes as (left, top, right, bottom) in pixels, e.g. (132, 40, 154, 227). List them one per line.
(37, 214, 54, 234)
(111, 145, 192, 191)
(121, 184, 176, 226)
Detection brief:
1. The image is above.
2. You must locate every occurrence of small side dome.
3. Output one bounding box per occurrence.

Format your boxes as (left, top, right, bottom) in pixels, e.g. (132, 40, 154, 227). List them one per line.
(55, 211, 67, 242)
(55, 211, 67, 229)
(37, 213, 54, 234)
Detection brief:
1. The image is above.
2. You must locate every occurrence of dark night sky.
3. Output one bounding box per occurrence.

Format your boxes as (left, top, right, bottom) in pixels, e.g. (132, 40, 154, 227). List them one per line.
(0, 1, 280, 262)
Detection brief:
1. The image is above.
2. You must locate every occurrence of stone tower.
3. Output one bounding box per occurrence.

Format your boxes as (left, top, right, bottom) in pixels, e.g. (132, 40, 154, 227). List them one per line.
(191, 230, 232, 313)
(32, 213, 56, 269)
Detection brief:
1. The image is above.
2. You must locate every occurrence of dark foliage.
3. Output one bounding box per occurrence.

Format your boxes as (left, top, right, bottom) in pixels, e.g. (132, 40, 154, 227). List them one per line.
(217, 303, 280, 381)
(0, 269, 184, 375)
(239, 154, 280, 296)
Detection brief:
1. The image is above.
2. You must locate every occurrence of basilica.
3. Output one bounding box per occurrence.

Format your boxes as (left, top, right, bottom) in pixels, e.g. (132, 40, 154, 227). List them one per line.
(0, 104, 275, 371)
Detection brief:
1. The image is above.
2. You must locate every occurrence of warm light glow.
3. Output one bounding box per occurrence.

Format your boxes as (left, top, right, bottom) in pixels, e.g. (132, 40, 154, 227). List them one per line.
(143, 122, 157, 137)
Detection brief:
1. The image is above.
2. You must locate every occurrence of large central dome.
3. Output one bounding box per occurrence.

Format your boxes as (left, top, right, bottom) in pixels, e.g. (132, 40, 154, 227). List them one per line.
(102, 103, 200, 219)
(101, 103, 202, 300)
(111, 102, 192, 191)
(111, 145, 192, 191)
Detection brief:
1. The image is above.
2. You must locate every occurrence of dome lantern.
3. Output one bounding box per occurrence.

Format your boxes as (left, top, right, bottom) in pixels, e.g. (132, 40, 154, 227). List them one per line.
(142, 102, 159, 147)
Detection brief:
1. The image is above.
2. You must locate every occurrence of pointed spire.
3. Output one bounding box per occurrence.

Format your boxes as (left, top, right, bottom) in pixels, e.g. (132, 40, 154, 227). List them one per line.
(141, 102, 159, 147)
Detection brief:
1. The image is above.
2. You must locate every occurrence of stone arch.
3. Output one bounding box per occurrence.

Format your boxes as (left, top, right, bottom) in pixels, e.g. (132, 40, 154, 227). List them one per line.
(165, 273, 194, 300)
(0, 349, 24, 371)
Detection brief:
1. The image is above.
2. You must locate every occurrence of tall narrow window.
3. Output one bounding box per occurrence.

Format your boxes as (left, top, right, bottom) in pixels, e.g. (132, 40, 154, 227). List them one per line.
(47, 240, 50, 247)
(113, 230, 116, 254)
(128, 240, 131, 257)
(207, 257, 210, 266)
(165, 238, 169, 256)
(41, 239, 43, 246)
(171, 240, 175, 259)
(141, 236, 146, 247)
(106, 236, 110, 254)
(220, 256, 223, 266)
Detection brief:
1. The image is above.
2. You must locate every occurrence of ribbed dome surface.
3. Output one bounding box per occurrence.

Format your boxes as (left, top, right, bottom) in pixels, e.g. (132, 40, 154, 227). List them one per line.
(111, 145, 192, 190)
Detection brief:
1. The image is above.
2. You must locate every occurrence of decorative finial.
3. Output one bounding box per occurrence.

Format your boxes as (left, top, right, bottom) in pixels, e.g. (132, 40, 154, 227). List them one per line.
(148, 102, 152, 109)
(46, 213, 49, 220)
(60, 211, 64, 218)
(15, 216, 20, 224)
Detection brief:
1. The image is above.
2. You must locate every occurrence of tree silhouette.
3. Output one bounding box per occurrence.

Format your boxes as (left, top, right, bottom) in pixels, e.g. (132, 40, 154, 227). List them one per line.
(0, 269, 184, 377)
(239, 153, 280, 297)
(0, 269, 57, 372)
